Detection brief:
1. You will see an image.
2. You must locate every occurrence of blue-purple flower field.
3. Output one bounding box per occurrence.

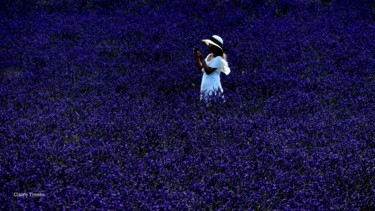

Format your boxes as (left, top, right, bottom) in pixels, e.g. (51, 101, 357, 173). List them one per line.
(1, 0, 374, 209)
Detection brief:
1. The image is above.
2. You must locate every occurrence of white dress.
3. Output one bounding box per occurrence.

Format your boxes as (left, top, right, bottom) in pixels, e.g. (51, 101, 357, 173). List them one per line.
(200, 54, 231, 101)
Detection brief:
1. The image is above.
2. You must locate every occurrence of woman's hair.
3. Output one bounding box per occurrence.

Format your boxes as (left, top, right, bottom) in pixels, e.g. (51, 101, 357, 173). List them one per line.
(222, 53, 227, 61)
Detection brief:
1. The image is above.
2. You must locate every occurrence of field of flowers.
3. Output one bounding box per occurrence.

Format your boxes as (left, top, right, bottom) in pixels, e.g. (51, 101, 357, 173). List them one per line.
(1, 0, 374, 209)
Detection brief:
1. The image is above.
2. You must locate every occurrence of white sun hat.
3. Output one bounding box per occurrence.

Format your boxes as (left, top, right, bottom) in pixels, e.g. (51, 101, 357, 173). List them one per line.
(202, 35, 224, 52)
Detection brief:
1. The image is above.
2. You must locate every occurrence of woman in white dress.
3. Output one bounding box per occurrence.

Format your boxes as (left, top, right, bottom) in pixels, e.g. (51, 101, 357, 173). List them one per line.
(194, 35, 231, 102)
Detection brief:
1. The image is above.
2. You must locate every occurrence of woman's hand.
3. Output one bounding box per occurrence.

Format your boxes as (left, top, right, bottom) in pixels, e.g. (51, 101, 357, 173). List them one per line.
(196, 50, 202, 58)
(195, 50, 204, 72)
(194, 50, 203, 59)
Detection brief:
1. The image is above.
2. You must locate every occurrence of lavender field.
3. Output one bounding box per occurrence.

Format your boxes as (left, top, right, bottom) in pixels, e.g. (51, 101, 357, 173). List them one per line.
(1, 0, 374, 209)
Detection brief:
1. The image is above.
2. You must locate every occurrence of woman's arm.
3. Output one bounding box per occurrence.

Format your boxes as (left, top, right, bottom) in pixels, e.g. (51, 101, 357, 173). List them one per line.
(195, 53, 204, 72)
(201, 59, 216, 75)
(195, 51, 216, 74)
